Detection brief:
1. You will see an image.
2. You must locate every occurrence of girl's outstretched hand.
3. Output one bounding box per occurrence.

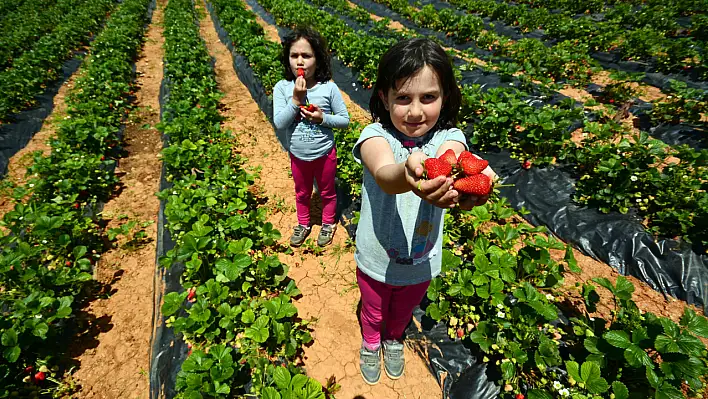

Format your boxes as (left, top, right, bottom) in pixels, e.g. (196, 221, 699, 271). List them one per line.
(299, 104, 323, 124)
(292, 76, 307, 106)
(405, 151, 458, 208)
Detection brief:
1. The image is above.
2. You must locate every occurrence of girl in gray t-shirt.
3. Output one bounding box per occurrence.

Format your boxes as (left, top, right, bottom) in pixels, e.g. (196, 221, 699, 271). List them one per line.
(353, 38, 496, 385)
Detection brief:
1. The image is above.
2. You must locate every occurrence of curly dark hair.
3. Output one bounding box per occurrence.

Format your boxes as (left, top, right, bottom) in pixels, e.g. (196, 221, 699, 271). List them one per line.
(369, 38, 461, 130)
(280, 26, 332, 83)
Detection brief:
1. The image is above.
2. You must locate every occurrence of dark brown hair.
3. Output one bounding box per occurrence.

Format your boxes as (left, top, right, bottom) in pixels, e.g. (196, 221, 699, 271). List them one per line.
(281, 26, 332, 82)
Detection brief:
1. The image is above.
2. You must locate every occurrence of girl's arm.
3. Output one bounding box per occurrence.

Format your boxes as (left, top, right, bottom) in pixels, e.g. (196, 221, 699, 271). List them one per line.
(320, 83, 350, 128)
(359, 137, 459, 207)
(272, 82, 299, 130)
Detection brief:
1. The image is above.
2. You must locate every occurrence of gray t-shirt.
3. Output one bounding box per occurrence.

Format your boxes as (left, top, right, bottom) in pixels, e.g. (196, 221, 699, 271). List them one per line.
(273, 80, 350, 160)
(352, 123, 468, 286)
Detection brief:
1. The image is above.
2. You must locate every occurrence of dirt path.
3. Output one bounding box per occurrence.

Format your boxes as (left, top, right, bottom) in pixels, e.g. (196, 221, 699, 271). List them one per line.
(200, 2, 441, 397)
(67, 2, 165, 397)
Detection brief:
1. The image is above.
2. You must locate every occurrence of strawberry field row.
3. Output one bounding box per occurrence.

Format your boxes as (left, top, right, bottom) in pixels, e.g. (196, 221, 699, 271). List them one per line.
(242, 1, 708, 397)
(153, 0, 334, 397)
(0, 0, 153, 396)
(0, 0, 90, 72)
(442, 0, 707, 81)
(0, 0, 115, 123)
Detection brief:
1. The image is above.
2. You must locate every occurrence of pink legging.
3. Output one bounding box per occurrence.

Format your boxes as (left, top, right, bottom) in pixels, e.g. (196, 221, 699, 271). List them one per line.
(357, 268, 431, 350)
(290, 147, 337, 226)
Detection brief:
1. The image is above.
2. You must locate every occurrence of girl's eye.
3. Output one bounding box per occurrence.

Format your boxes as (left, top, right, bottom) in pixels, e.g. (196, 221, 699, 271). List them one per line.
(396, 96, 409, 101)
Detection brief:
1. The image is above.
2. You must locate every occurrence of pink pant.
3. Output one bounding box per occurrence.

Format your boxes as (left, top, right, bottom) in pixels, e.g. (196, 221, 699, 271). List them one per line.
(357, 268, 431, 350)
(290, 147, 337, 226)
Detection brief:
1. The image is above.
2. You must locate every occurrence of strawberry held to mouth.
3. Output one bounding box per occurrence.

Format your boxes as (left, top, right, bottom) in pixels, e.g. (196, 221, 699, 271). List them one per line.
(297, 68, 305, 77)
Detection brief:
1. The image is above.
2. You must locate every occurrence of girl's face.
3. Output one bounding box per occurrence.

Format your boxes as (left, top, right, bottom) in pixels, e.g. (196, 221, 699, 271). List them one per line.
(378, 65, 444, 138)
(289, 38, 316, 80)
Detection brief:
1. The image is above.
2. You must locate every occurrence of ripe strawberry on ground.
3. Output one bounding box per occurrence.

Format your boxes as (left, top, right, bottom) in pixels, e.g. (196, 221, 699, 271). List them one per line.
(522, 160, 531, 170)
(424, 158, 452, 179)
(439, 149, 458, 168)
(453, 174, 491, 196)
(515, 394, 525, 399)
(459, 152, 488, 175)
(456, 328, 465, 338)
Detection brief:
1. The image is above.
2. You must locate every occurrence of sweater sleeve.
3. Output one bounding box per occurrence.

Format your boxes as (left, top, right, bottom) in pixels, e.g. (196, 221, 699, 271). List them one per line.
(273, 80, 299, 130)
(321, 82, 350, 129)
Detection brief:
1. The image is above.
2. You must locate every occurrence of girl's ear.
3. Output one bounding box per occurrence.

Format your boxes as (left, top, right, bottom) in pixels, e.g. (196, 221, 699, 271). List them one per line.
(378, 90, 389, 110)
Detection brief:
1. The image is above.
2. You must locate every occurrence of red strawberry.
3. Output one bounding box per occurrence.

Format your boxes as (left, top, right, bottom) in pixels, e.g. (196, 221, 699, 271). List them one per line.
(424, 158, 452, 179)
(439, 149, 458, 168)
(454, 174, 491, 196)
(609, 99, 615, 103)
(65, 261, 71, 266)
(458, 152, 488, 175)
(456, 328, 464, 338)
(300, 104, 316, 113)
(186, 287, 196, 302)
(515, 394, 525, 399)
(522, 160, 531, 170)
(25, 366, 34, 374)
(73, 203, 80, 209)
(34, 371, 45, 383)
(297, 68, 305, 77)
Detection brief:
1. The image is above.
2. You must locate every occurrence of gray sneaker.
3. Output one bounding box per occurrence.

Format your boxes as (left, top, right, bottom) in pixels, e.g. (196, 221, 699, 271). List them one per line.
(359, 346, 381, 385)
(317, 223, 337, 247)
(382, 340, 405, 380)
(290, 224, 311, 247)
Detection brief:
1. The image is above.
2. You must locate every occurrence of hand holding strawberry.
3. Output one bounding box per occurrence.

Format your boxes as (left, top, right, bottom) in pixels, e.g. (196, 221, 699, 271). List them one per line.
(420, 149, 496, 209)
(299, 103, 322, 124)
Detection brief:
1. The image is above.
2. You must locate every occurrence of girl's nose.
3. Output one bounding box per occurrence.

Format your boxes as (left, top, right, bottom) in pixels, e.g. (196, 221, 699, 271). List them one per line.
(408, 100, 423, 118)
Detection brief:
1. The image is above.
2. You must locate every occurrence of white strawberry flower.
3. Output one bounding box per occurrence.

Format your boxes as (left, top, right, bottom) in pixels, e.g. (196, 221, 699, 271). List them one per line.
(630, 175, 638, 181)
(553, 381, 562, 390)
(559, 388, 570, 397)
(546, 294, 555, 301)
(497, 311, 505, 318)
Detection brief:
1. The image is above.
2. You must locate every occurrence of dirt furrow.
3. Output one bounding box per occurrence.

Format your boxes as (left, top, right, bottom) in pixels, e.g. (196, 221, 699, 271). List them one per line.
(67, 2, 165, 397)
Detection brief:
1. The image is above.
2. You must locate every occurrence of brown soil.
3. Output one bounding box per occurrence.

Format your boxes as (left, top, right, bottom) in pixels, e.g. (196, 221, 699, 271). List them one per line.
(201, 1, 442, 397)
(66, 2, 165, 398)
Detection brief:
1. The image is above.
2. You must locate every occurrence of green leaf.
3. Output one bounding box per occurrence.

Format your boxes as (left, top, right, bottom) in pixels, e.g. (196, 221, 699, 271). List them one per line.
(604, 330, 631, 349)
(564, 245, 580, 273)
(655, 335, 680, 353)
(1, 329, 18, 347)
(501, 360, 515, 380)
(646, 365, 661, 389)
(273, 366, 291, 390)
(290, 374, 309, 390)
(241, 309, 256, 324)
(655, 384, 685, 399)
(680, 308, 708, 338)
(527, 389, 553, 399)
(614, 276, 635, 300)
(162, 292, 184, 316)
(581, 361, 609, 393)
(3, 346, 20, 362)
(261, 387, 281, 399)
(624, 344, 652, 367)
(566, 361, 581, 382)
(612, 381, 629, 399)
(33, 322, 49, 339)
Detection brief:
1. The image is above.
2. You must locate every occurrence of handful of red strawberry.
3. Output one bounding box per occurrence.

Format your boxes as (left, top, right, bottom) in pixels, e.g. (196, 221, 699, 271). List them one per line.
(423, 149, 492, 196)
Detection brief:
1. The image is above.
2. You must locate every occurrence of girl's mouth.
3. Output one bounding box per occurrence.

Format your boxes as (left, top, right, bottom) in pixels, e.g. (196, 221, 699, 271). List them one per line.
(404, 122, 424, 128)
